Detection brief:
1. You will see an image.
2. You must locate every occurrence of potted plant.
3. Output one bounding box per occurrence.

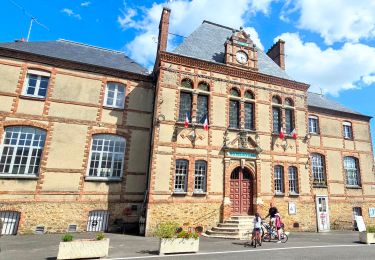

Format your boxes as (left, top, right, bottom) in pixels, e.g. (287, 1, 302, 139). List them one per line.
(57, 232, 110, 260)
(155, 222, 200, 255)
(359, 226, 375, 244)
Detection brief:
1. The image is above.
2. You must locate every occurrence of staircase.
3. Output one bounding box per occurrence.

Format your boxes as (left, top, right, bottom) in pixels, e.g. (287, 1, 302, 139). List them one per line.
(205, 215, 254, 240)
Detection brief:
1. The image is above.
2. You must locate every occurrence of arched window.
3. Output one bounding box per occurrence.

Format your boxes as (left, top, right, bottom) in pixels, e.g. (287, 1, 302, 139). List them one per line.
(274, 165, 284, 194)
(245, 90, 254, 99)
(0, 126, 46, 176)
(288, 166, 298, 194)
(104, 82, 126, 109)
(174, 159, 188, 193)
(181, 78, 193, 89)
(285, 98, 294, 107)
(230, 88, 240, 97)
(194, 160, 207, 193)
(272, 96, 282, 134)
(344, 156, 360, 186)
(311, 153, 326, 185)
(198, 82, 209, 91)
(87, 134, 126, 180)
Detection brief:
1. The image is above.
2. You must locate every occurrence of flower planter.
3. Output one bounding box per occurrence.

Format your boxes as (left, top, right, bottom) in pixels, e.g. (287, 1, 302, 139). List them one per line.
(159, 238, 199, 255)
(57, 238, 110, 260)
(359, 232, 375, 244)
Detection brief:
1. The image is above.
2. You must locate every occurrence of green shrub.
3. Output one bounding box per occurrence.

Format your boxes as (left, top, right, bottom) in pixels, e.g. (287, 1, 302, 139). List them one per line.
(62, 233, 74, 242)
(96, 232, 105, 240)
(176, 230, 199, 239)
(154, 222, 179, 238)
(367, 226, 375, 233)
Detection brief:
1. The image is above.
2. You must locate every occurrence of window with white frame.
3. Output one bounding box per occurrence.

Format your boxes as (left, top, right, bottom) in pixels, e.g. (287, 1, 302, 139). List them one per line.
(309, 116, 319, 134)
(344, 156, 360, 186)
(274, 165, 284, 194)
(24, 72, 50, 98)
(343, 122, 353, 139)
(194, 160, 207, 193)
(174, 160, 188, 193)
(104, 83, 126, 109)
(312, 153, 326, 185)
(0, 126, 46, 176)
(87, 135, 126, 179)
(288, 166, 298, 194)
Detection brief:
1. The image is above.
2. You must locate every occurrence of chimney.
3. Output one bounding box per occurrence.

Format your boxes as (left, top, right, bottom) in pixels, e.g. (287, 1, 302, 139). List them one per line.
(266, 39, 285, 70)
(157, 7, 171, 53)
(15, 37, 26, 43)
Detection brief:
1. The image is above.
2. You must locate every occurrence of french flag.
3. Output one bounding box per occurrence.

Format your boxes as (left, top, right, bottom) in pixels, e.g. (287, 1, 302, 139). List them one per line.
(203, 115, 209, 131)
(184, 114, 189, 128)
(279, 127, 285, 140)
(291, 129, 297, 139)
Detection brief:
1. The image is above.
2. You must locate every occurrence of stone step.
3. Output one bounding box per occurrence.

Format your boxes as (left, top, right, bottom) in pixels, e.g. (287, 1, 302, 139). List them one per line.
(211, 227, 244, 232)
(225, 220, 253, 225)
(206, 230, 241, 236)
(218, 223, 253, 228)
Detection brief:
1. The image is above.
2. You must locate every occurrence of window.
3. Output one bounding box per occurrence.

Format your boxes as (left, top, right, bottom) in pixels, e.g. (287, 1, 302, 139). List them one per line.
(272, 107, 281, 133)
(198, 82, 209, 91)
(288, 166, 298, 194)
(197, 94, 208, 124)
(343, 122, 353, 139)
(174, 160, 188, 193)
(274, 165, 284, 194)
(104, 83, 126, 109)
(181, 78, 193, 89)
(309, 116, 319, 134)
(178, 92, 192, 122)
(230, 88, 240, 97)
(194, 160, 207, 193)
(244, 102, 254, 130)
(229, 100, 240, 128)
(285, 98, 293, 107)
(344, 156, 360, 186)
(0, 126, 46, 176)
(245, 90, 254, 99)
(272, 96, 281, 104)
(87, 135, 126, 180)
(285, 109, 294, 134)
(24, 73, 49, 98)
(311, 153, 326, 185)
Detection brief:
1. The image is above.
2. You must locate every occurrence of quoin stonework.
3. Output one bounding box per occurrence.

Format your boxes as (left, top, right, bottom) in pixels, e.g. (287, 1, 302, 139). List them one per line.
(0, 7, 374, 236)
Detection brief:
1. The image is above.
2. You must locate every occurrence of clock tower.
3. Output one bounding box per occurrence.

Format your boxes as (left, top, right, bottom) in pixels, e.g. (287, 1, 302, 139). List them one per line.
(225, 28, 258, 70)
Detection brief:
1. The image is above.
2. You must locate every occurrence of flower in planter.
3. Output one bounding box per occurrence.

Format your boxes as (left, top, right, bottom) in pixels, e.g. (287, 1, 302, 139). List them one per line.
(155, 222, 201, 239)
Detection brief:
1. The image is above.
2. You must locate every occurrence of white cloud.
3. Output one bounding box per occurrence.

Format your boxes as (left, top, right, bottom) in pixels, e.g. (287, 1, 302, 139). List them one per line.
(61, 8, 82, 19)
(277, 32, 375, 95)
(81, 1, 91, 7)
(284, 0, 375, 45)
(118, 0, 274, 68)
(244, 27, 264, 50)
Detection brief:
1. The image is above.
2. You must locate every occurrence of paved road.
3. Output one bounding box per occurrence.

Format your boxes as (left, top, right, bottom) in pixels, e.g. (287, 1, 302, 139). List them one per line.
(1, 231, 374, 260)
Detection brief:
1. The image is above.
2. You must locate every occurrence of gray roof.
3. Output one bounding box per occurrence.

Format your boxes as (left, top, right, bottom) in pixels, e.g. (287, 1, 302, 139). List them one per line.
(172, 21, 292, 80)
(0, 40, 149, 75)
(307, 92, 369, 117)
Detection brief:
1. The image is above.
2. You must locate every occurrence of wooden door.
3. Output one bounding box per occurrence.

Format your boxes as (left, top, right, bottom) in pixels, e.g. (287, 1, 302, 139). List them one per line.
(230, 167, 253, 215)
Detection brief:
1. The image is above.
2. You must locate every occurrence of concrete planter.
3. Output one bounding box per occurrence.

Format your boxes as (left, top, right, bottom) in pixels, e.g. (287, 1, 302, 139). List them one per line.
(159, 238, 199, 255)
(359, 232, 375, 244)
(57, 238, 110, 260)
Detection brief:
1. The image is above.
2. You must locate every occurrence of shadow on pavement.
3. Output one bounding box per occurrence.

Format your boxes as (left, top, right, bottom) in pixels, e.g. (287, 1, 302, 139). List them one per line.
(137, 250, 159, 255)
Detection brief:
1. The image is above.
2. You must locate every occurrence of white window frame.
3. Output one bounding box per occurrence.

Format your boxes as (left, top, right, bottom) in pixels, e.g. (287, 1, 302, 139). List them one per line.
(0, 126, 46, 178)
(104, 82, 126, 109)
(23, 71, 50, 98)
(274, 165, 284, 194)
(174, 160, 188, 193)
(86, 134, 126, 181)
(343, 122, 353, 139)
(312, 153, 326, 185)
(344, 156, 360, 187)
(194, 160, 207, 193)
(288, 166, 299, 194)
(309, 116, 319, 134)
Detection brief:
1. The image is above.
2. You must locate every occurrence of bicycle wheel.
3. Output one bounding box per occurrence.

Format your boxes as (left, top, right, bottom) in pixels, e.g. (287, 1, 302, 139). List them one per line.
(263, 233, 271, 242)
(280, 232, 288, 243)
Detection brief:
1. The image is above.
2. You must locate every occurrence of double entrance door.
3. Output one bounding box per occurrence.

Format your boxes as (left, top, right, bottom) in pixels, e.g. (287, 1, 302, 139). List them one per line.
(230, 167, 253, 215)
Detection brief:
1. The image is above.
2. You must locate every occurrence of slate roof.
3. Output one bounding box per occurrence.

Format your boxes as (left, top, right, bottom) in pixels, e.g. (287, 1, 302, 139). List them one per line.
(307, 92, 369, 117)
(0, 40, 149, 75)
(172, 21, 292, 80)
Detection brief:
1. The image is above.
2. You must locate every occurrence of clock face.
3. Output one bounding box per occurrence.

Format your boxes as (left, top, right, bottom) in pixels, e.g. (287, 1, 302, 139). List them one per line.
(236, 51, 248, 64)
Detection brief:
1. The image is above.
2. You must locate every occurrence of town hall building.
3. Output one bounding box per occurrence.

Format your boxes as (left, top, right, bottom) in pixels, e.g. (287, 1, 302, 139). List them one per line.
(0, 7, 374, 236)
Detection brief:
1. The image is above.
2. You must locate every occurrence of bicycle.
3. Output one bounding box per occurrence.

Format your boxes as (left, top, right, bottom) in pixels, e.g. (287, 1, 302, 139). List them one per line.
(262, 222, 288, 243)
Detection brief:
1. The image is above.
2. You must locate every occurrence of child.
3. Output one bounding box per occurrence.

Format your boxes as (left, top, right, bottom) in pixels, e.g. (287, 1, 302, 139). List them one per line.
(275, 213, 283, 243)
(252, 213, 262, 247)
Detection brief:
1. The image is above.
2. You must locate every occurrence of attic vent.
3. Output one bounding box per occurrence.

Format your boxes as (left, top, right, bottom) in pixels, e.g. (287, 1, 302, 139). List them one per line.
(68, 224, 77, 233)
(35, 225, 45, 234)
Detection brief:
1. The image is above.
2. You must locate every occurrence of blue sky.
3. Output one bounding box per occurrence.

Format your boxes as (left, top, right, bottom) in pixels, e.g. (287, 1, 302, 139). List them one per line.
(1, 0, 375, 149)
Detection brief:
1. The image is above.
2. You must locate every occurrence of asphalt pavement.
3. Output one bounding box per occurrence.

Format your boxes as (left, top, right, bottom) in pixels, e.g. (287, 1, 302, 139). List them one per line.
(0, 231, 374, 260)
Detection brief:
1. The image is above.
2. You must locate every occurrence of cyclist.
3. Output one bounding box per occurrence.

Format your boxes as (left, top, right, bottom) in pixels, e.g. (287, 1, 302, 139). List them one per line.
(251, 212, 262, 247)
(265, 202, 278, 229)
